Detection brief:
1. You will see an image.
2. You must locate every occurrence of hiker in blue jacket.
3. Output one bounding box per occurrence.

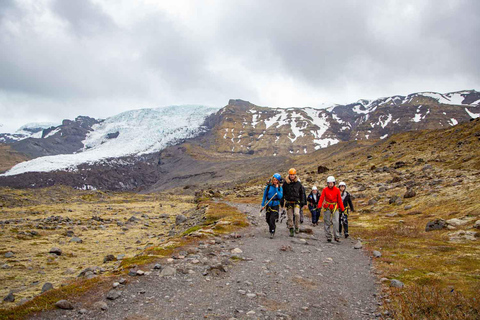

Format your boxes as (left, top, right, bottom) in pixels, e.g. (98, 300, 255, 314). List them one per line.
(262, 173, 283, 239)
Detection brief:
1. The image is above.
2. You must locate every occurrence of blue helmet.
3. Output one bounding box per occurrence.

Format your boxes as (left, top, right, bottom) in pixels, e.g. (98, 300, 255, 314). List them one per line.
(273, 173, 281, 181)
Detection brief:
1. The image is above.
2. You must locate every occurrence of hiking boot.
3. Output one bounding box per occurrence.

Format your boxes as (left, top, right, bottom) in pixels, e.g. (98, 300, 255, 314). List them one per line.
(334, 237, 340, 242)
(295, 228, 299, 234)
(270, 232, 275, 239)
(345, 233, 349, 239)
(289, 228, 295, 237)
(327, 238, 332, 242)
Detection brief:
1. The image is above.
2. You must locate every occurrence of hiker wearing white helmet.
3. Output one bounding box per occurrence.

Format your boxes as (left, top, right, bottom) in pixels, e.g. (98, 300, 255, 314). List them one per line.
(338, 181, 355, 238)
(307, 186, 321, 226)
(317, 176, 345, 242)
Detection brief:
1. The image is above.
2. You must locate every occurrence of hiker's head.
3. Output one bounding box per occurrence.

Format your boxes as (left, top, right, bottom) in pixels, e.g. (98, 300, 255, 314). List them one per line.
(327, 176, 335, 188)
(312, 186, 318, 194)
(339, 181, 346, 192)
(288, 168, 297, 180)
(272, 173, 281, 185)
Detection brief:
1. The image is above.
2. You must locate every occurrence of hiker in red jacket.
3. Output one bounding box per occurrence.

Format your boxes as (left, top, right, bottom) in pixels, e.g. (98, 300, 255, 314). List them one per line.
(317, 176, 345, 242)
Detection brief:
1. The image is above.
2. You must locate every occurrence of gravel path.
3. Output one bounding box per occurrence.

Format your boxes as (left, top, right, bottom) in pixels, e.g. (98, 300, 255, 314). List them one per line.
(32, 203, 379, 320)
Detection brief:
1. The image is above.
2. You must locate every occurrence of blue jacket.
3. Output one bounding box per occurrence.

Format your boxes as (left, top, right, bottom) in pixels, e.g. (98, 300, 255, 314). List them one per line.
(262, 184, 283, 207)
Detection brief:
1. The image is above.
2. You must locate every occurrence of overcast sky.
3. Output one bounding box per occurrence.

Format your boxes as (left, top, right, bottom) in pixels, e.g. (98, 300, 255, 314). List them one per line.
(1, 0, 479, 132)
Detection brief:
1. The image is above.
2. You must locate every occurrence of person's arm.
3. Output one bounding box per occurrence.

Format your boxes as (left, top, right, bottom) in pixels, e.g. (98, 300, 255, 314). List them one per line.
(337, 189, 345, 212)
(347, 193, 354, 212)
(261, 186, 268, 207)
(277, 186, 283, 200)
(317, 189, 325, 209)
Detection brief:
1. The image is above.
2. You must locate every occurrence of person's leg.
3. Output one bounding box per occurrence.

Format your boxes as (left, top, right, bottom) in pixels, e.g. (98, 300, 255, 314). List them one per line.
(344, 214, 349, 237)
(294, 206, 300, 232)
(333, 210, 340, 240)
(287, 206, 294, 229)
(314, 209, 320, 224)
(339, 213, 343, 234)
(323, 209, 332, 240)
(268, 205, 278, 234)
(300, 207, 304, 224)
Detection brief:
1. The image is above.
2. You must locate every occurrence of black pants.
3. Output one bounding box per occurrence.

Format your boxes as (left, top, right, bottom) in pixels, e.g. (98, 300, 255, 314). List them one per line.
(266, 205, 279, 234)
(309, 206, 320, 224)
(339, 213, 349, 235)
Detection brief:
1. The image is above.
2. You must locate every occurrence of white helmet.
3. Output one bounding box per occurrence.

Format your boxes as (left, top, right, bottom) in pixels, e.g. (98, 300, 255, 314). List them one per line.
(339, 182, 346, 187)
(327, 176, 335, 183)
(312, 186, 317, 191)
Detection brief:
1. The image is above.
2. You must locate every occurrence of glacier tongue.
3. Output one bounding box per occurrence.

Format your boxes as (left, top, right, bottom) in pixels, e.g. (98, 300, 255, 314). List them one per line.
(2, 105, 218, 176)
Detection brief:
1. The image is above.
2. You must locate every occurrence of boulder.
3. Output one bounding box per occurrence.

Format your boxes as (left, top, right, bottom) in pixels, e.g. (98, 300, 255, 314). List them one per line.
(103, 255, 116, 263)
(4, 252, 14, 258)
(390, 279, 404, 288)
(446, 218, 470, 227)
(373, 251, 382, 258)
(49, 247, 62, 255)
(106, 290, 122, 300)
(160, 266, 176, 277)
(317, 166, 329, 174)
(354, 241, 363, 249)
(55, 299, 74, 310)
(404, 189, 416, 198)
(175, 214, 187, 225)
(3, 292, 14, 302)
(93, 301, 108, 311)
(41, 282, 54, 293)
(475, 220, 480, 229)
(425, 219, 446, 232)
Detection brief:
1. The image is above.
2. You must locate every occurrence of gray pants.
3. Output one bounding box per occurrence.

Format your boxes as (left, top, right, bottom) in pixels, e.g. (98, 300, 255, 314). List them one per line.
(323, 209, 340, 240)
(287, 205, 300, 229)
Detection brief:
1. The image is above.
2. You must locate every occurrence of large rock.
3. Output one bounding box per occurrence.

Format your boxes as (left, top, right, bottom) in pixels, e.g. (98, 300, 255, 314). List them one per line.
(373, 251, 382, 258)
(106, 290, 122, 300)
(4, 252, 14, 258)
(354, 241, 363, 249)
(41, 282, 54, 293)
(175, 214, 187, 225)
(317, 166, 329, 174)
(390, 279, 404, 288)
(446, 218, 470, 227)
(404, 189, 416, 199)
(160, 266, 176, 277)
(425, 219, 446, 232)
(55, 299, 74, 310)
(49, 247, 62, 255)
(448, 230, 477, 242)
(475, 220, 480, 229)
(3, 292, 14, 302)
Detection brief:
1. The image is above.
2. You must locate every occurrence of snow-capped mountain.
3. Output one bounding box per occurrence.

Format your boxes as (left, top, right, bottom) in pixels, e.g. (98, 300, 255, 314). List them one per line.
(0, 122, 60, 144)
(2, 106, 218, 176)
(206, 90, 480, 156)
(0, 90, 479, 189)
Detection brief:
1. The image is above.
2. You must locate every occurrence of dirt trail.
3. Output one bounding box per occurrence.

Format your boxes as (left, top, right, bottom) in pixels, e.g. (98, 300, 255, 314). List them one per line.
(32, 203, 380, 319)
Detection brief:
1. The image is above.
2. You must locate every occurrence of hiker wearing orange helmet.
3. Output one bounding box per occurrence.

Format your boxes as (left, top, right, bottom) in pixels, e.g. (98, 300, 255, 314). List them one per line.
(283, 168, 306, 237)
(318, 176, 344, 242)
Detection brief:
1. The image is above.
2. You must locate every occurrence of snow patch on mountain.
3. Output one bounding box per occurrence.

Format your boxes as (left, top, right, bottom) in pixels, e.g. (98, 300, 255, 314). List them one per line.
(465, 107, 480, 119)
(2, 106, 217, 176)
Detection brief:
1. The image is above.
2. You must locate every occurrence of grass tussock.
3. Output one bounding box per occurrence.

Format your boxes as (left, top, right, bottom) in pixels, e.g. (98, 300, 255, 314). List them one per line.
(386, 284, 480, 320)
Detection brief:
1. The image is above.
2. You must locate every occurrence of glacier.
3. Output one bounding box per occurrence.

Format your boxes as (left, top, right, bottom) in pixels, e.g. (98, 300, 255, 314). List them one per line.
(2, 105, 218, 176)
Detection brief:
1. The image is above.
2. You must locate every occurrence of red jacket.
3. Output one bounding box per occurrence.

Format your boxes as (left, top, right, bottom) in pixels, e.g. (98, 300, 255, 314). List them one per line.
(317, 186, 345, 212)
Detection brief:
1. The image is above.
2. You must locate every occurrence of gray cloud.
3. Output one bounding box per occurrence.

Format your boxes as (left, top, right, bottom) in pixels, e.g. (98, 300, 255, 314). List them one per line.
(0, 0, 479, 132)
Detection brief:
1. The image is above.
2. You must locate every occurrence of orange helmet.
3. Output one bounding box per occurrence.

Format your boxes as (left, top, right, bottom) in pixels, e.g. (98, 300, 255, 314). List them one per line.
(288, 168, 297, 175)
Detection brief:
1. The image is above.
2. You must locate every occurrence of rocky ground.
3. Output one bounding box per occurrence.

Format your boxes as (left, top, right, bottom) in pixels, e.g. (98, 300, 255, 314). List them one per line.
(29, 202, 379, 320)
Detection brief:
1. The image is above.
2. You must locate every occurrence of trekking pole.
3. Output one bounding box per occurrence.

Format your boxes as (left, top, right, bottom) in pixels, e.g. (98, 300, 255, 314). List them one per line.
(260, 192, 278, 216)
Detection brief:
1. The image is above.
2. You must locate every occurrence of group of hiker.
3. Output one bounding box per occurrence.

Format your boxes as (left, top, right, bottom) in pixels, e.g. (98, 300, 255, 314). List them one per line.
(261, 168, 354, 242)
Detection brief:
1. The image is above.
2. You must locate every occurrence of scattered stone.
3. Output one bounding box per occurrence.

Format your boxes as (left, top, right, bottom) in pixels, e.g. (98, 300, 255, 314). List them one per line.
(49, 247, 62, 255)
(55, 299, 74, 310)
(231, 248, 243, 254)
(385, 213, 398, 218)
(160, 266, 176, 277)
(390, 279, 404, 288)
(136, 270, 145, 276)
(70, 237, 83, 243)
(475, 220, 480, 229)
(41, 282, 54, 293)
(404, 205, 413, 210)
(175, 214, 187, 225)
(448, 230, 477, 242)
(246, 293, 257, 298)
(404, 189, 416, 199)
(299, 227, 313, 234)
(113, 282, 120, 288)
(106, 290, 122, 300)
(116, 254, 125, 260)
(103, 255, 116, 263)
(238, 290, 246, 295)
(153, 263, 162, 270)
(93, 301, 109, 311)
(373, 251, 382, 258)
(354, 241, 363, 249)
(118, 278, 127, 284)
(3, 292, 14, 302)
(291, 239, 307, 245)
(4, 252, 14, 258)
(317, 166, 329, 174)
(426, 219, 446, 232)
(367, 199, 377, 206)
(422, 164, 433, 171)
(446, 218, 470, 227)
(78, 309, 88, 314)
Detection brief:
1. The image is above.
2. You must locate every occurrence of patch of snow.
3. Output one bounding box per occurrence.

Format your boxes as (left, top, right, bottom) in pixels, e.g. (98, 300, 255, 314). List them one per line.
(448, 118, 458, 126)
(412, 113, 422, 123)
(379, 114, 392, 128)
(2, 105, 218, 176)
(380, 134, 388, 139)
(313, 138, 339, 149)
(251, 114, 260, 128)
(44, 128, 61, 138)
(465, 108, 480, 119)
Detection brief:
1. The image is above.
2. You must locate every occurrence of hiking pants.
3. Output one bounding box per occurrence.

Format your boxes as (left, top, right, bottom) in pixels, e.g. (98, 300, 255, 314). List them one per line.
(265, 205, 278, 234)
(339, 212, 349, 236)
(309, 207, 320, 224)
(323, 209, 340, 240)
(287, 204, 300, 229)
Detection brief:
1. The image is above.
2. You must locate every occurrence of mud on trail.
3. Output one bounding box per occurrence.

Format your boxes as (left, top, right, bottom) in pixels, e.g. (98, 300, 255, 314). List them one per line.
(31, 203, 379, 320)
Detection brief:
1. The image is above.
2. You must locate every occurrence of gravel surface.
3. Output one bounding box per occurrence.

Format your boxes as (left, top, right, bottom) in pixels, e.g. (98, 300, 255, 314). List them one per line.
(31, 203, 379, 320)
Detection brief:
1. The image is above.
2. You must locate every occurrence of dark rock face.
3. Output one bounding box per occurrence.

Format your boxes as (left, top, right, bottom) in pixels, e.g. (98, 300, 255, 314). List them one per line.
(10, 116, 101, 158)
